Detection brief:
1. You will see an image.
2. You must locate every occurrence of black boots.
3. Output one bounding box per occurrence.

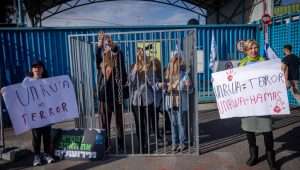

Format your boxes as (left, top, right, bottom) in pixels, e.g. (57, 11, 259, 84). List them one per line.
(247, 145, 259, 166)
(266, 150, 279, 170)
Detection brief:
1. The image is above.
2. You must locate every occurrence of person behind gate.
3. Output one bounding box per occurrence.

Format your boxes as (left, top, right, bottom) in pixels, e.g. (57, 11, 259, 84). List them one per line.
(148, 57, 163, 140)
(160, 52, 192, 153)
(129, 47, 154, 154)
(96, 32, 128, 153)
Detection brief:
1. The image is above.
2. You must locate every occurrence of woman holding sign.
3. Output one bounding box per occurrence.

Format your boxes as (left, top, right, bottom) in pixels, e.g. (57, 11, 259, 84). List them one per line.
(239, 40, 278, 170)
(28, 61, 55, 166)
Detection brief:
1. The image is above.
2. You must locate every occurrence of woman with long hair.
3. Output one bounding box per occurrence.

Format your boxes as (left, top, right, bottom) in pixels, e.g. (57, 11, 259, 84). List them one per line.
(129, 47, 154, 153)
(163, 53, 191, 152)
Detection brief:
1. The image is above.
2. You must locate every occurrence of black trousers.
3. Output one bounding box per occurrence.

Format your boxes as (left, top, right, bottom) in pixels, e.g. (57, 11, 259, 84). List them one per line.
(132, 104, 154, 153)
(246, 131, 274, 151)
(149, 107, 160, 138)
(32, 125, 52, 155)
(99, 101, 124, 150)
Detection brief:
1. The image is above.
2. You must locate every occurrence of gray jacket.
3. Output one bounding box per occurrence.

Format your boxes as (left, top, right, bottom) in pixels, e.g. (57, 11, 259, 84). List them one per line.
(129, 70, 154, 106)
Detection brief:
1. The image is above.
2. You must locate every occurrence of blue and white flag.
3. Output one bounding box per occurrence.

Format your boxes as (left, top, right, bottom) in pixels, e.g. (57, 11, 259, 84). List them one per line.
(264, 42, 279, 60)
(209, 33, 217, 72)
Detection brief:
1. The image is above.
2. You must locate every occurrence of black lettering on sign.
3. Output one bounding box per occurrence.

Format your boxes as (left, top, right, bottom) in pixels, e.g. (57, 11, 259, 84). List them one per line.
(39, 111, 46, 119)
(16, 88, 30, 106)
(22, 114, 27, 125)
(32, 112, 37, 121)
(30, 86, 39, 101)
(40, 84, 51, 97)
(49, 107, 55, 116)
(63, 80, 70, 88)
(56, 106, 61, 113)
(62, 102, 68, 112)
(49, 83, 58, 93)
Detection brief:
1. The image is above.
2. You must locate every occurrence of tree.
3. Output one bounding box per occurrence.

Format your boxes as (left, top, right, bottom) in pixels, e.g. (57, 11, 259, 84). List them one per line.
(0, 0, 16, 26)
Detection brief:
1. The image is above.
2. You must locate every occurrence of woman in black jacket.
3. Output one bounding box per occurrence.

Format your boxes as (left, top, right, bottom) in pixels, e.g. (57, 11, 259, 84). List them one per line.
(96, 32, 128, 153)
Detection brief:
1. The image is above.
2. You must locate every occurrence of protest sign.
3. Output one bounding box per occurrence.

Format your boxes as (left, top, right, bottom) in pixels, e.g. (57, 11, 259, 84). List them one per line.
(53, 128, 105, 160)
(212, 59, 290, 119)
(1, 75, 79, 134)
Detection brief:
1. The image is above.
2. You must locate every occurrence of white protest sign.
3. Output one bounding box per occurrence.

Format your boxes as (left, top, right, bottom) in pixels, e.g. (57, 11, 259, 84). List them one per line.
(1, 75, 79, 134)
(212, 59, 290, 119)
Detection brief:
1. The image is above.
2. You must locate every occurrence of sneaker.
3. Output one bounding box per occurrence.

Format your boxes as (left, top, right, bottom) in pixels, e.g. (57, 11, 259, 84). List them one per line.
(177, 144, 187, 152)
(33, 155, 41, 166)
(104, 145, 112, 154)
(43, 153, 55, 164)
(171, 144, 178, 152)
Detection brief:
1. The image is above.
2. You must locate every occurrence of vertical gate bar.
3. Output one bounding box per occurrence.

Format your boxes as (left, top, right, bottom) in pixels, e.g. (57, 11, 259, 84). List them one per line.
(84, 35, 90, 128)
(142, 32, 150, 154)
(126, 34, 134, 154)
(68, 35, 73, 126)
(193, 30, 200, 155)
(185, 31, 191, 153)
(160, 31, 167, 154)
(110, 42, 118, 153)
(135, 32, 143, 154)
(151, 31, 158, 153)
(93, 33, 99, 129)
(118, 32, 127, 154)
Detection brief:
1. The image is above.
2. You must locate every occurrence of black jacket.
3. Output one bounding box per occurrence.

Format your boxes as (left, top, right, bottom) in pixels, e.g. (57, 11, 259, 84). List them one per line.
(96, 46, 128, 102)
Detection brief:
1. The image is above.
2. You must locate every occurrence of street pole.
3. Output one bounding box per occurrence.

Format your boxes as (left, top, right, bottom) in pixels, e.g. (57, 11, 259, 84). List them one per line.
(0, 75, 5, 156)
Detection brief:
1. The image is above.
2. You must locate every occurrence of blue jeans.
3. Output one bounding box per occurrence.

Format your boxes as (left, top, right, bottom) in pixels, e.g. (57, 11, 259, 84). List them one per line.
(168, 108, 187, 145)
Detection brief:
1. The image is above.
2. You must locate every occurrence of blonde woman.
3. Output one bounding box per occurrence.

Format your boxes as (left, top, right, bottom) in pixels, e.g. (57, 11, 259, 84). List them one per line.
(162, 53, 191, 152)
(239, 40, 278, 170)
(129, 47, 154, 153)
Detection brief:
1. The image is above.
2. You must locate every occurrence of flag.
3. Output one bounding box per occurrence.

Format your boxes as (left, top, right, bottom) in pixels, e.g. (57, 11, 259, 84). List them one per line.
(209, 32, 217, 72)
(264, 42, 279, 60)
(264, 30, 278, 60)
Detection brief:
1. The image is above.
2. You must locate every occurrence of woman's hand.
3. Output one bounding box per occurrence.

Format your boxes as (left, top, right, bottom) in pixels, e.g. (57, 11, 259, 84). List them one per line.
(98, 32, 105, 48)
(158, 82, 166, 89)
(172, 80, 179, 89)
(133, 64, 138, 72)
(184, 80, 191, 87)
(142, 64, 148, 72)
(105, 66, 113, 79)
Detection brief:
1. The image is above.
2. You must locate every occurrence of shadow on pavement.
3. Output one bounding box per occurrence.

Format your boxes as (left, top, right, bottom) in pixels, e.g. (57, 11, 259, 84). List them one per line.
(64, 156, 126, 170)
(275, 126, 300, 169)
(197, 109, 300, 154)
(0, 149, 33, 170)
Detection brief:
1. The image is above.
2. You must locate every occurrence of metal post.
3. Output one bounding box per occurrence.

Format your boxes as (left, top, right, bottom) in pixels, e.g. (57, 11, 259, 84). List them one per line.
(0, 81, 5, 155)
(17, 0, 24, 26)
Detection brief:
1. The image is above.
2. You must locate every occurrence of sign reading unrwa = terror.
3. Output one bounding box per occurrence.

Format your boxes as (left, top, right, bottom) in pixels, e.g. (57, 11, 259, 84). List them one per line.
(53, 128, 105, 160)
(1, 75, 79, 134)
(212, 59, 290, 119)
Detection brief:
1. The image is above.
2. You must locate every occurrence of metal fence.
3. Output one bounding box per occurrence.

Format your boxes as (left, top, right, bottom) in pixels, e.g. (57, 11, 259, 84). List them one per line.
(68, 29, 198, 155)
(259, 12, 300, 107)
